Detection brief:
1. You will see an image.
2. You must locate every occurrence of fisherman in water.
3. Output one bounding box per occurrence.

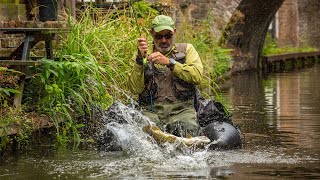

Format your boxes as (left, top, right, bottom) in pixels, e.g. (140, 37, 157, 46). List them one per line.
(128, 15, 203, 137)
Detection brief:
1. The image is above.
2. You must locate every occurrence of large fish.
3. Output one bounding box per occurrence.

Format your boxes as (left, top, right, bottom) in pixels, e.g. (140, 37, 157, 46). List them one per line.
(143, 125, 211, 149)
(98, 101, 242, 151)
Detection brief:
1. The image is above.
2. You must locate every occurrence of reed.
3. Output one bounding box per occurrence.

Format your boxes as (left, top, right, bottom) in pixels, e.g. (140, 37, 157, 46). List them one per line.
(26, 2, 158, 145)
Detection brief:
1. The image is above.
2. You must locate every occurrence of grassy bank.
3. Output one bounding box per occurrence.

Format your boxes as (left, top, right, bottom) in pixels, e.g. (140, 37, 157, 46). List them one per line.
(263, 33, 318, 56)
(0, 2, 232, 149)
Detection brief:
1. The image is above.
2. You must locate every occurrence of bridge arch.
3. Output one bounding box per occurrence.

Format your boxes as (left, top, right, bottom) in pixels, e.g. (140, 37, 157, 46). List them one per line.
(169, 0, 320, 72)
(224, 0, 285, 72)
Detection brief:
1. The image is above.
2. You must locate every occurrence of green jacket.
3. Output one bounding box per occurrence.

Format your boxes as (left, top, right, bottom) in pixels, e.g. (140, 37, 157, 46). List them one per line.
(127, 43, 203, 95)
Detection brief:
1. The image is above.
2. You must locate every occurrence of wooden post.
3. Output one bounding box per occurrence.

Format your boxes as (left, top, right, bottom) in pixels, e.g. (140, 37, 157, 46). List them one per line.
(280, 60, 285, 72)
(273, 62, 277, 72)
(267, 62, 272, 73)
(291, 59, 296, 70)
(301, 57, 305, 68)
(70, 0, 76, 19)
(62, 0, 76, 19)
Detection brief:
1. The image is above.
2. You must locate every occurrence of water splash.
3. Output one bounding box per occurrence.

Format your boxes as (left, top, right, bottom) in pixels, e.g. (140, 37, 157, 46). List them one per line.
(106, 122, 163, 160)
(98, 101, 210, 161)
(97, 101, 163, 159)
(94, 101, 311, 178)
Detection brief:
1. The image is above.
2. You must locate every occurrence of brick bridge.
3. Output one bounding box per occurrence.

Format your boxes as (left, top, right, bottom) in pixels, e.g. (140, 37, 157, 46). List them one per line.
(163, 0, 320, 72)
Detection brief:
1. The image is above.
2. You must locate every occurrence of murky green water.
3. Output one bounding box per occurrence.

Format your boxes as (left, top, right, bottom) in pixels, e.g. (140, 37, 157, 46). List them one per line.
(1, 64, 319, 179)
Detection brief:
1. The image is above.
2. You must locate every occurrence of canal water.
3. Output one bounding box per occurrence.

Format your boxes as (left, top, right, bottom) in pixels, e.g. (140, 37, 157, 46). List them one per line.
(0, 64, 319, 179)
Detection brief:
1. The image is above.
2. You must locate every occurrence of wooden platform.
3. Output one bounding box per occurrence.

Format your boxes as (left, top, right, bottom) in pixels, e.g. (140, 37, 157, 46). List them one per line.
(262, 51, 320, 73)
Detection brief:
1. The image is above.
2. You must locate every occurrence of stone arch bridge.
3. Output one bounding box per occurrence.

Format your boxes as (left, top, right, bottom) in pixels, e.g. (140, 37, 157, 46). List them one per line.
(162, 0, 320, 72)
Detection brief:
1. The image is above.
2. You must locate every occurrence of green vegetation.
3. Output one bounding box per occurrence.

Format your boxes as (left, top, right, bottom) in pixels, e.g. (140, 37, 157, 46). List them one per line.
(262, 33, 318, 56)
(0, 67, 21, 107)
(0, 1, 232, 148)
(176, 18, 232, 97)
(0, 108, 32, 150)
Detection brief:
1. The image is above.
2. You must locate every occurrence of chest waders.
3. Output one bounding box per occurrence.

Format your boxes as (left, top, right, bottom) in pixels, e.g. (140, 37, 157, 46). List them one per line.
(139, 44, 195, 109)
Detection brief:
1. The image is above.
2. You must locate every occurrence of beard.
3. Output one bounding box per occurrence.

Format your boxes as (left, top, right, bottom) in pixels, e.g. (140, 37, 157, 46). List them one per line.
(155, 42, 172, 54)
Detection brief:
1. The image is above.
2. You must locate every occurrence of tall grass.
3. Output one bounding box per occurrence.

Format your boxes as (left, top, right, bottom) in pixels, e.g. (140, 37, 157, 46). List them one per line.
(176, 19, 232, 98)
(26, 2, 158, 145)
(60, 5, 157, 97)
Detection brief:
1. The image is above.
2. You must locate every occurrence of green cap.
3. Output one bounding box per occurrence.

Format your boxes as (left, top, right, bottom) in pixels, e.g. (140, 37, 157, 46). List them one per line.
(151, 15, 175, 32)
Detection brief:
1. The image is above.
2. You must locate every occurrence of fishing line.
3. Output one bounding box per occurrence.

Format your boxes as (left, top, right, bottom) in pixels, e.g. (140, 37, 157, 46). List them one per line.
(129, 0, 147, 62)
(129, 0, 142, 36)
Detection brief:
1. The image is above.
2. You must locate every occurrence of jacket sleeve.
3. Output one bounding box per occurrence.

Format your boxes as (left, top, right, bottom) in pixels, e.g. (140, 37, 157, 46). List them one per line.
(172, 43, 203, 85)
(127, 63, 145, 95)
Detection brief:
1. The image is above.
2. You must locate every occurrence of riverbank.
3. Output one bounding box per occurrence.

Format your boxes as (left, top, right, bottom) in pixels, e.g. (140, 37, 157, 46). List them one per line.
(1, 64, 320, 179)
(3, 50, 320, 153)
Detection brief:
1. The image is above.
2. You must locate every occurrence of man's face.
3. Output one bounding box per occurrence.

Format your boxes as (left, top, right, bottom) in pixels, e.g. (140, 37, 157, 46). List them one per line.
(152, 29, 176, 54)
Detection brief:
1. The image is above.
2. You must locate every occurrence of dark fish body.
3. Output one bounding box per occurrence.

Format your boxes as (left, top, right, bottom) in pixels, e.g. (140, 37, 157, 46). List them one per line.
(203, 121, 242, 150)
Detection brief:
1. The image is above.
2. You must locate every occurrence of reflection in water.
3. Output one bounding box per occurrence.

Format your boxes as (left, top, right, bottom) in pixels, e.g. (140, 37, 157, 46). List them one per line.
(223, 64, 320, 178)
(0, 65, 319, 179)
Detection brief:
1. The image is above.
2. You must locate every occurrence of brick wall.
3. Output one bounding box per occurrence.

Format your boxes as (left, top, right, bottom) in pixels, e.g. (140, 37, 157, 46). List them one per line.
(0, 1, 67, 58)
(167, 0, 239, 39)
(298, 0, 320, 48)
(148, 0, 239, 39)
(0, 3, 27, 21)
(0, 1, 25, 56)
(277, 0, 320, 48)
(277, 0, 299, 47)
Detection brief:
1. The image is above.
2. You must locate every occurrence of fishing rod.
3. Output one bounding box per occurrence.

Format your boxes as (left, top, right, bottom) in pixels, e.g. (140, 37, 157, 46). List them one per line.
(129, 0, 142, 36)
(129, 0, 150, 64)
(129, 0, 155, 112)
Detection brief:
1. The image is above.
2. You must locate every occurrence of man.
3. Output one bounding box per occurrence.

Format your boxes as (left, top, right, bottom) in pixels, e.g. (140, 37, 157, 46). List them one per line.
(128, 15, 203, 137)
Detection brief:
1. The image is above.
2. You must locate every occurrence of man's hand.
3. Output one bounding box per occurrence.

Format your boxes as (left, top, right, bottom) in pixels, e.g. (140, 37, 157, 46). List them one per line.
(137, 37, 148, 57)
(147, 52, 170, 65)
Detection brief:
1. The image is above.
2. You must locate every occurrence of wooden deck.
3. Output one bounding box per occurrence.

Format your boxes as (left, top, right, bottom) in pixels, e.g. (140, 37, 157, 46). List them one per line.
(262, 51, 320, 73)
